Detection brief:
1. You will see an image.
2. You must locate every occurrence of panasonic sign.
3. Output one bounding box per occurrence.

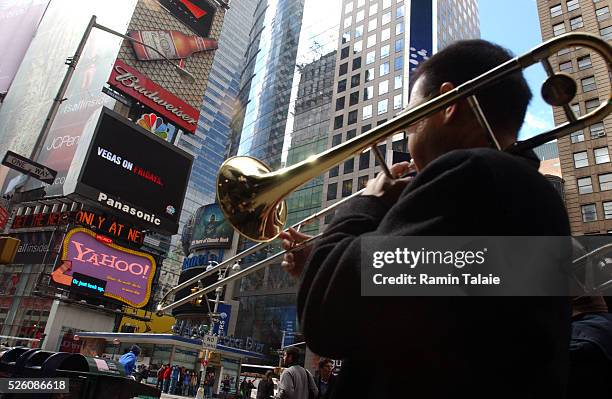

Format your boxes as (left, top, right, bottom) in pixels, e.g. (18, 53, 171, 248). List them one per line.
(97, 192, 161, 226)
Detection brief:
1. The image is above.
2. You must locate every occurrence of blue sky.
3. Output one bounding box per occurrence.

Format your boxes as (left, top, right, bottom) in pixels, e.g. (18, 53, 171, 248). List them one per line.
(479, 0, 553, 140)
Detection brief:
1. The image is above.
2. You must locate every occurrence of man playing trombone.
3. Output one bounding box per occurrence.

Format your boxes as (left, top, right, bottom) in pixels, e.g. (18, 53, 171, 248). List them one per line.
(280, 39, 571, 398)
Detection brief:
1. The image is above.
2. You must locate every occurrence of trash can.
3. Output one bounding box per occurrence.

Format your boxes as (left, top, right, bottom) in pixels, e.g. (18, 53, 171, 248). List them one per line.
(0, 349, 161, 399)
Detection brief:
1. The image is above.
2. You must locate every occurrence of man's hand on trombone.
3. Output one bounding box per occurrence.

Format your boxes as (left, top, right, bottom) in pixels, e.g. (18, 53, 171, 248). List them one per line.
(280, 161, 414, 278)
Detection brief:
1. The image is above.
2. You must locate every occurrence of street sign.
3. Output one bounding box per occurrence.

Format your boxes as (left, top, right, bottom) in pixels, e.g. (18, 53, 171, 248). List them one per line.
(2, 151, 57, 184)
(202, 335, 218, 351)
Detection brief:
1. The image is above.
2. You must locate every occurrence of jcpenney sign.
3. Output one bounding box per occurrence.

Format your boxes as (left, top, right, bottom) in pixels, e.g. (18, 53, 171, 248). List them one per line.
(108, 60, 198, 133)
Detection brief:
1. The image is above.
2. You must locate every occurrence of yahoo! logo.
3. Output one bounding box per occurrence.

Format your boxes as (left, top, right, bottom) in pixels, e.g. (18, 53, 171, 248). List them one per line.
(70, 239, 151, 278)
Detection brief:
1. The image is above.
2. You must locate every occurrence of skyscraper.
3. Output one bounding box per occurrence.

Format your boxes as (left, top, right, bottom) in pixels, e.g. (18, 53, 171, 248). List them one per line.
(321, 0, 479, 229)
(536, 0, 612, 234)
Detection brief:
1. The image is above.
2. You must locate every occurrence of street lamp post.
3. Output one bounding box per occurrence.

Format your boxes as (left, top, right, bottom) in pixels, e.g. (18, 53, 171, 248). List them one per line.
(113, 338, 121, 361)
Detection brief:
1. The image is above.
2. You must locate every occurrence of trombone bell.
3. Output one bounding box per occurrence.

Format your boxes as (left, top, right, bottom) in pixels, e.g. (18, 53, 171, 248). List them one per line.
(217, 156, 288, 242)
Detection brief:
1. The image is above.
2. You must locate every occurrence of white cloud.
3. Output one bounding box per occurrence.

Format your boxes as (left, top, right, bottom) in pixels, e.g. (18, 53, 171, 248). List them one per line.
(525, 111, 552, 130)
(519, 108, 554, 140)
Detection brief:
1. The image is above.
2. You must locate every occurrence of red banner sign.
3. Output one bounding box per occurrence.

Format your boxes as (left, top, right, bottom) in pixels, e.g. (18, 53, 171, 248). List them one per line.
(108, 60, 198, 133)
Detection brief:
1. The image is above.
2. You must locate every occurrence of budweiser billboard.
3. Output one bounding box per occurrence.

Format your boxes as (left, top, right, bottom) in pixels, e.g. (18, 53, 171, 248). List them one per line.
(108, 60, 198, 133)
(51, 227, 156, 308)
(128, 30, 217, 61)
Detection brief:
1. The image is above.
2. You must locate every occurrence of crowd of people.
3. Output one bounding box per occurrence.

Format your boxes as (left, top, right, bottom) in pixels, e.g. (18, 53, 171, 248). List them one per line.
(155, 364, 201, 396)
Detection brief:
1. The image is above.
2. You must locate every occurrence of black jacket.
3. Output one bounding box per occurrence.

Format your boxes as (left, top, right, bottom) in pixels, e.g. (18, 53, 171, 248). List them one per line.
(316, 373, 336, 399)
(298, 149, 571, 399)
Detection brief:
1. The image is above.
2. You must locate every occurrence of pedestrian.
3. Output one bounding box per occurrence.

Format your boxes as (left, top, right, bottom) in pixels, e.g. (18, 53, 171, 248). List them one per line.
(156, 365, 166, 390)
(221, 376, 231, 398)
(257, 371, 274, 399)
(170, 365, 180, 394)
(163, 364, 172, 393)
(204, 372, 215, 398)
(190, 371, 198, 396)
(240, 378, 247, 398)
(315, 359, 335, 399)
(280, 39, 572, 398)
(247, 379, 255, 398)
(118, 345, 140, 377)
(182, 369, 191, 396)
(276, 347, 317, 399)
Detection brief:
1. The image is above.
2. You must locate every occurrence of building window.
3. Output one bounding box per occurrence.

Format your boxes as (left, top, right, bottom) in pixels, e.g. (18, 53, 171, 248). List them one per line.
(596, 6, 610, 21)
(366, 51, 375, 65)
(344, 16, 352, 29)
(358, 175, 369, 189)
(327, 183, 337, 200)
(364, 86, 374, 100)
(382, 11, 391, 25)
(379, 80, 389, 95)
(600, 173, 612, 191)
(363, 104, 373, 120)
(329, 166, 339, 178)
(553, 22, 566, 36)
(342, 179, 353, 197)
(381, 44, 390, 58)
(586, 98, 600, 113)
(341, 47, 350, 59)
(594, 147, 610, 164)
(577, 176, 593, 194)
(581, 76, 596, 92)
(336, 97, 345, 111)
(365, 68, 374, 82)
(571, 130, 585, 143)
(378, 99, 389, 115)
(581, 203, 597, 222)
(369, 3, 378, 16)
(600, 26, 612, 40)
(559, 60, 573, 72)
(367, 34, 376, 48)
(359, 151, 370, 170)
(394, 94, 403, 110)
(574, 151, 589, 168)
(355, 25, 363, 38)
(571, 103, 581, 117)
(567, 0, 580, 12)
(395, 38, 404, 52)
(348, 110, 358, 125)
(354, 40, 362, 53)
(339, 63, 348, 76)
(380, 61, 390, 76)
(604, 202, 612, 219)
(347, 129, 357, 140)
(382, 0, 391, 10)
(342, 31, 351, 44)
(570, 16, 584, 30)
(381, 28, 391, 42)
(577, 55, 592, 70)
(350, 91, 359, 106)
(338, 79, 347, 93)
(550, 4, 562, 17)
(334, 115, 344, 130)
(375, 144, 387, 165)
(368, 18, 377, 32)
(396, 5, 404, 18)
(396, 21, 404, 35)
(351, 74, 361, 88)
(395, 56, 403, 71)
(344, 158, 354, 174)
(590, 122, 606, 138)
(362, 124, 371, 133)
(394, 75, 403, 90)
(356, 9, 364, 22)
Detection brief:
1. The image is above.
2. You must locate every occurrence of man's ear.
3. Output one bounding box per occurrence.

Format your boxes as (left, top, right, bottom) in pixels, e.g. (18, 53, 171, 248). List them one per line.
(439, 82, 457, 124)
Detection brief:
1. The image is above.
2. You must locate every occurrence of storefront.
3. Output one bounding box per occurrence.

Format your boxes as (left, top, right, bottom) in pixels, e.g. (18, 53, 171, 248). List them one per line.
(76, 332, 265, 395)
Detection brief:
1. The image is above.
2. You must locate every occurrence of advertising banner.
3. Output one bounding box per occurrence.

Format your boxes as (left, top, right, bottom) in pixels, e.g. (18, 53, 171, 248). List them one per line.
(0, 0, 49, 94)
(51, 227, 156, 308)
(128, 30, 217, 61)
(408, 1, 432, 74)
(12, 230, 63, 264)
(212, 302, 231, 336)
(158, 0, 216, 38)
(190, 204, 233, 250)
(65, 107, 193, 234)
(0, 0, 138, 197)
(108, 60, 199, 133)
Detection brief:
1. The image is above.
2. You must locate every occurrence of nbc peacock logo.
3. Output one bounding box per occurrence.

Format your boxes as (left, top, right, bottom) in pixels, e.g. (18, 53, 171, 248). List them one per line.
(136, 113, 173, 141)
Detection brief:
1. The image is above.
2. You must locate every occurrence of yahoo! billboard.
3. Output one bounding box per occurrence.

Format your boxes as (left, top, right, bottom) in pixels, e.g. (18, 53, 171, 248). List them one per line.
(51, 228, 156, 308)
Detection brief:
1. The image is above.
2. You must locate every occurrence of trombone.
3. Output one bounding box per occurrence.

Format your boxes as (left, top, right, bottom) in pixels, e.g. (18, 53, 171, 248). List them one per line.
(156, 32, 612, 316)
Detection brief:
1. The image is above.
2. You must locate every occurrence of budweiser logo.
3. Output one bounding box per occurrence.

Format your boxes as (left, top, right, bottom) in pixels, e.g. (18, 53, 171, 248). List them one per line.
(113, 65, 197, 126)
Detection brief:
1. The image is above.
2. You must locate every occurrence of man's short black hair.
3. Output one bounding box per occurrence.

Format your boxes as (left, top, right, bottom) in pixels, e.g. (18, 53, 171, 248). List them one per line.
(285, 347, 300, 364)
(411, 39, 532, 137)
(319, 358, 333, 369)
